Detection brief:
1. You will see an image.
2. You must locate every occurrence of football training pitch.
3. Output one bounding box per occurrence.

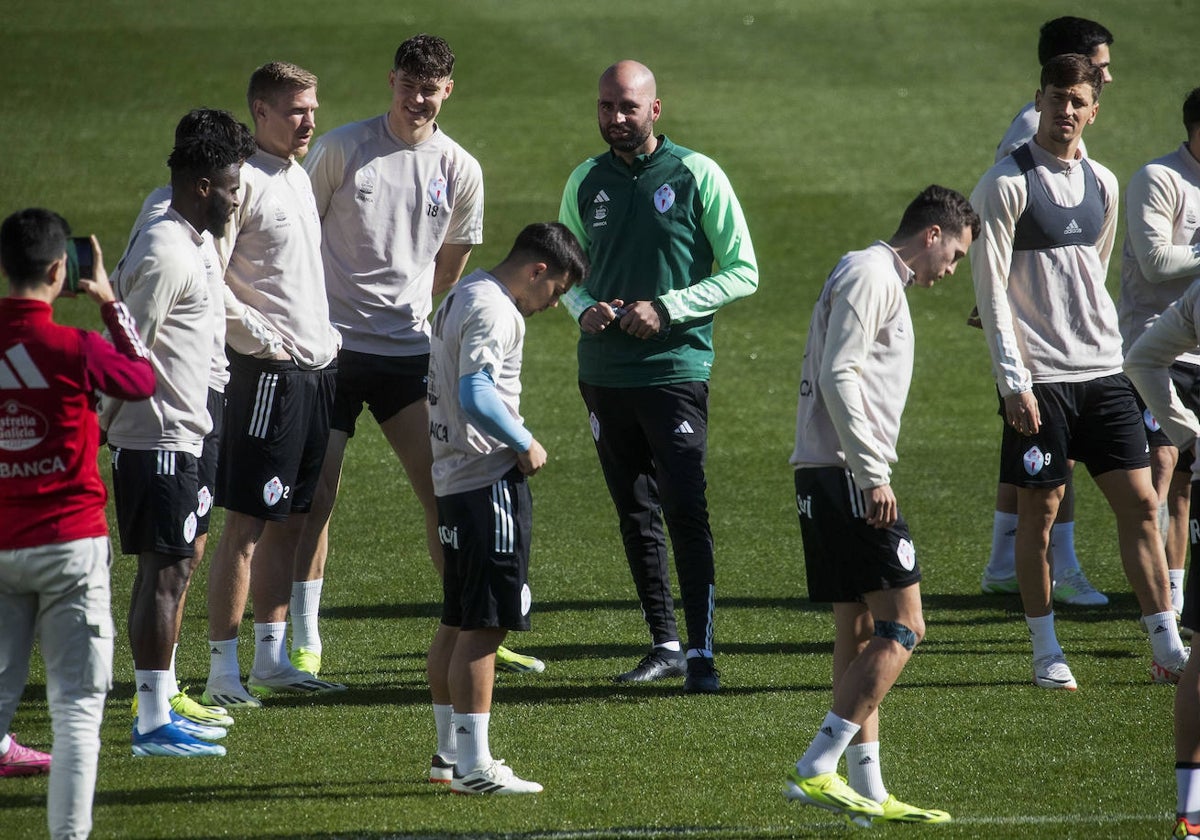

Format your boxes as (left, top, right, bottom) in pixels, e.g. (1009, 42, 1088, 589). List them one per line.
(3, 1, 1198, 837)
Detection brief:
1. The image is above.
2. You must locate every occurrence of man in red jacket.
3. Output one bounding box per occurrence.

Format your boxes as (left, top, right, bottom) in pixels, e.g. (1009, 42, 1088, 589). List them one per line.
(0, 209, 155, 839)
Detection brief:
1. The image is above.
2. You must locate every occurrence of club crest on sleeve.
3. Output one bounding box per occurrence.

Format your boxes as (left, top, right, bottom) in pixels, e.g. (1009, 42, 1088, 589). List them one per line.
(1143, 409, 1161, 433)
(183, 512, 197, 544)
(896, 538, 915, 571)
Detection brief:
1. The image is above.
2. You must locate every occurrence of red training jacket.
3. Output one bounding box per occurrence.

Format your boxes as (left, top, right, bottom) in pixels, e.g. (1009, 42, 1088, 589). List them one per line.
(0, 298, 155, 549)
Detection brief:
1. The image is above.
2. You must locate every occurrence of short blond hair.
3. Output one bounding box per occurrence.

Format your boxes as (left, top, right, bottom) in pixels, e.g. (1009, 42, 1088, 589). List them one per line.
(246, 61, 318, 113)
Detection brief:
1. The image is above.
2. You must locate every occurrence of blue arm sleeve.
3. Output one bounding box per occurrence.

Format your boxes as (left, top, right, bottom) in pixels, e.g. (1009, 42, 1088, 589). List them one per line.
(459, 370, 533, 452)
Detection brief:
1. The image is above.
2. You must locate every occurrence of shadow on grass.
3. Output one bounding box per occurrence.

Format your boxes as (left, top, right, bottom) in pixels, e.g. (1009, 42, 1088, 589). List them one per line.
(170, 825, 830, 840)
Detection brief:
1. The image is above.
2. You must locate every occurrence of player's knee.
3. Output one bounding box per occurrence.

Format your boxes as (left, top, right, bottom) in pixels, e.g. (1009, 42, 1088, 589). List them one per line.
(874, 619, 921, 651)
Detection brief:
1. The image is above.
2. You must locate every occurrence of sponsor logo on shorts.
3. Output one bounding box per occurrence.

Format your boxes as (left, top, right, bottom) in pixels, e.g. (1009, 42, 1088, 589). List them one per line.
(263, 476, 285, 507)
(1144, 409, 1161, 432)
(197, 485, 213, 517)
(796, 493, 813, 519)
(896, 538, 916, 571)
(654, 184, 675, 213)
(183, 512, 197, 544)
(589, 411, 600, 442)
(1023, 446, 1050, 476)
(520, 583, 532, 617)
(438, 524, 459, 549)
(0, 399, 49, 452)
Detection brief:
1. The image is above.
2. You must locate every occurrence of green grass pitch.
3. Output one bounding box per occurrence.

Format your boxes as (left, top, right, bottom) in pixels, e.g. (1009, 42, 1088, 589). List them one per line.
(3, 1, 1199, 837)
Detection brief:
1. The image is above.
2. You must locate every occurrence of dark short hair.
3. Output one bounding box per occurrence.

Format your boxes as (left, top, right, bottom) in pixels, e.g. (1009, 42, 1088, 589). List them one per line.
(1040, 53, 1105, 101)
(167, 131, 244, 184)
(893, 185, 980, 241)
(1038, 17, 1113, 65)
(175, 108, 257, 160)
(505, 222, 589, 284)
(393, 34, 455, 79)
(0, 208, 70, 287)
(246, 61, 318, 112)
(1184, 87, 1200, 137)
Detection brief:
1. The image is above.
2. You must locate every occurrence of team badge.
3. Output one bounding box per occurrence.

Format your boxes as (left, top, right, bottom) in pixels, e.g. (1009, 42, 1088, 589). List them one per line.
(1144, 409, 1161, 432)
(1023, 446, 1047, 476)
(594, 205, 609, 221)
(521, 583, 532, 617)
(428, 175, 448, 206)
(654, 184, 675, 213)
(355, 166, 377, 203)
(589, 411, 601, 442)
(197, 485, 213, 517)
(896, 538, 916, 571)
(263, 476, 285, 507)
(183, 512, 197, 544)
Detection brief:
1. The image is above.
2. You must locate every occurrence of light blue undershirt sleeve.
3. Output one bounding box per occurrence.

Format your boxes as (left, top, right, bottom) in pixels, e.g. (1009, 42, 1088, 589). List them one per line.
(459, 370, 532, 452)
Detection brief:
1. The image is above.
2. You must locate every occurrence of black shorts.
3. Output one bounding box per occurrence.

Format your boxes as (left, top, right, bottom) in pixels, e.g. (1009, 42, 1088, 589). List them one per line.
(1185, 477, 1200, 632)
(794, 467, 921, 603)
(998, 374, 1150, 488)
(1136, 362, 1200, 473)
(439, 469, 533, 631)
(331, 349, 428, 435)
(196, 388, 224, 536)
(111, 447, 199, 557)
(216, 350, 336, 520)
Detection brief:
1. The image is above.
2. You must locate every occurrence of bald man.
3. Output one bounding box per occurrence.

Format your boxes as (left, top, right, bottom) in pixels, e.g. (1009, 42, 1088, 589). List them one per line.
(558, 60, 759, 693)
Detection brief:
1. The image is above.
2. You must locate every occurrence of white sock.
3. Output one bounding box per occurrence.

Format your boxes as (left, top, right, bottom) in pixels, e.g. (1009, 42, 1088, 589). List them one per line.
(1171, 569, 1186, 615)
(1145, 611, 1187, 665)
(208, 638, 240, 684)
(167, 643, 181, 697)
(1179, 765, 1200, 821)
(1050, 522, 1080, 577)
(985, 512, 1018, 579)
(846, 742, 887, 803)
(290, 579, 324, 654)
(453, 712, 492, 773)
(796, 711, 860, 777)
(433, 704, 456, 762)
(1026, 613, 1063, 660)
(0, 734, 12, 755)
(252, 622, 289, 678)
(654, 640, 682, 653)
(134, 669, 173, 734)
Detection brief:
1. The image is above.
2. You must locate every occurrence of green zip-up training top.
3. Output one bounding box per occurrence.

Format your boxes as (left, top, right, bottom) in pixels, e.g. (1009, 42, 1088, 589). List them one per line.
(559, 135, 758, 388)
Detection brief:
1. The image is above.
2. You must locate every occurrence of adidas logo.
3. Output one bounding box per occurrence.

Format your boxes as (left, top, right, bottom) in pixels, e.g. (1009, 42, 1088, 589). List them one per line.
(261, 634, 277, 642)
(673, 421, 695, 434)
(819, 725, 834, 738)
(1153, 624, 1168, 634)
(0, 344, 50, 389)
(210, 647, 221, 655)
(593, 190, 610, 203)
(1063, 218, 1083, 236)
(138, 683, 152, 692)
(857, 756, 874, 766)
(455, 725, 471, 735)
